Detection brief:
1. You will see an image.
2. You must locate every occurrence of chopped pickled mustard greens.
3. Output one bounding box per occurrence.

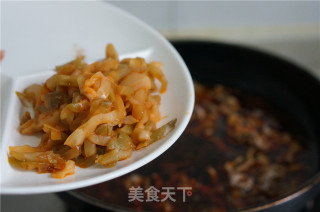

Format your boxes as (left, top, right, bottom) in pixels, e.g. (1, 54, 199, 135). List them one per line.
(9, 43, 175, 179)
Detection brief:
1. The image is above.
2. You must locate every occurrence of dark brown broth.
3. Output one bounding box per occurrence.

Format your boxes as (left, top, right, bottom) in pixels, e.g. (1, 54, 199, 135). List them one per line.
(78, 84, 314, 212)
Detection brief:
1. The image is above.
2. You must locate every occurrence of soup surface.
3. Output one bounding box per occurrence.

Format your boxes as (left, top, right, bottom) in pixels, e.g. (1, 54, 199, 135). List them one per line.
(78, 83, 313, 212)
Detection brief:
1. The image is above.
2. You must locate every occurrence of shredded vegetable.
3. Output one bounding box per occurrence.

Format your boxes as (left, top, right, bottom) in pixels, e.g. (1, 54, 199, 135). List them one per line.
(8, 44, 176, 178)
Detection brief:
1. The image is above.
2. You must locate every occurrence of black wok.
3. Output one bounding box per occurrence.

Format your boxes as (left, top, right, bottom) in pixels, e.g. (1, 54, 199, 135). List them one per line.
(58, 40, 320, 212)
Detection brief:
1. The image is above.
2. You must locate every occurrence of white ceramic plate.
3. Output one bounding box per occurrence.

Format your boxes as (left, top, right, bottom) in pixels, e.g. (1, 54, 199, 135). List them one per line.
(1, 2, 194, 194)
